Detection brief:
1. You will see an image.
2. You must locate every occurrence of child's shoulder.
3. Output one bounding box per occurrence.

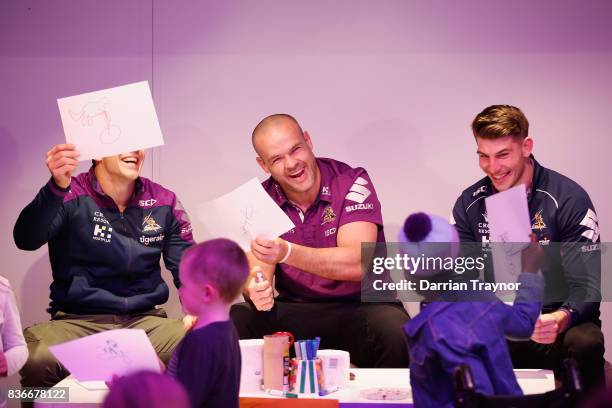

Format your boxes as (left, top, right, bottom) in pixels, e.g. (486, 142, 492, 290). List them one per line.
(187, 321, 237, 343)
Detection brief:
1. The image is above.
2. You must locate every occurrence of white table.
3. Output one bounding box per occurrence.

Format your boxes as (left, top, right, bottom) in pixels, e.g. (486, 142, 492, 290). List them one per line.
(35, 368, 555, 407)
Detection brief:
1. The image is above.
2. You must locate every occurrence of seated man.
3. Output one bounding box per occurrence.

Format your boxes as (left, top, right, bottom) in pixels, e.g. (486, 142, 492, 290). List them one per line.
(14, 144, 194, 387)
(452, 105, 605, 390)
(230, 114, 409, 368)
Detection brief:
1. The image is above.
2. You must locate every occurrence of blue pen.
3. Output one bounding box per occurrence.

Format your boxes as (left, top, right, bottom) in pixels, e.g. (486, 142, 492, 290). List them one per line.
(300, 341, 308, 360)
(314, 337, 321, 357)
(266, 388, 299, 398)
(306, 339, 313, 360)
(319, 385, 340, 396)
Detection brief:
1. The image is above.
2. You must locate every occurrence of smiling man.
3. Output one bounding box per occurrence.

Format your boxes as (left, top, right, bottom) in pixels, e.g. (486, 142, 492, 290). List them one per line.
(230, 114, 409, 368)
(451, 105, 604, 390)
(14, 144, 194, 388)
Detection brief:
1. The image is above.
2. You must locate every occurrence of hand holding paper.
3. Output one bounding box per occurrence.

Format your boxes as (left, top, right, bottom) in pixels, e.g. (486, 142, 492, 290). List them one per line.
(198, 178, 295, 251)
(46, 143, 80, 189)
(49, 329, 160, 382)
(57, 81, 164, 161)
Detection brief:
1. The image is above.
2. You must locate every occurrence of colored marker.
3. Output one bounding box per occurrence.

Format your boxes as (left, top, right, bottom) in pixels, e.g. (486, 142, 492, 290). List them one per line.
(266, 388, 299, 398)
(319, 386, 340, 397)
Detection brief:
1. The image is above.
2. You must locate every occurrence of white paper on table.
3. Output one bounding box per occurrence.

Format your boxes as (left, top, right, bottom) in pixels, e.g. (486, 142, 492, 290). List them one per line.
(485, 184, 532, 288)
(198, 178, 295, 251)
(57, 81, 164, 161)
(78, 381, 109, 391)
(49, 329, 160, 382)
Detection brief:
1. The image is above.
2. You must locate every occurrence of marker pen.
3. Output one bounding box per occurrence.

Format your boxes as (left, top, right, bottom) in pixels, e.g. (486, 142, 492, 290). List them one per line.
(265, 388, 299, 398)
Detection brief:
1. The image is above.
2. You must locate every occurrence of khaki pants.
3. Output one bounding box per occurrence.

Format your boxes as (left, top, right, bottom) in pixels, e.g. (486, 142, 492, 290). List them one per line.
(20, 308, 185, 388)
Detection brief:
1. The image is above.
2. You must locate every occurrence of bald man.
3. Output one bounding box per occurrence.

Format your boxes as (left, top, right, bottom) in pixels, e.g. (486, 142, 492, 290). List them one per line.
(230, 114, 409, 368)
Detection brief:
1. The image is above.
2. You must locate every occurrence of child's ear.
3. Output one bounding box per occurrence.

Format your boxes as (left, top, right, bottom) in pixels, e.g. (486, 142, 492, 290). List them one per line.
(201, 283, 219, 302)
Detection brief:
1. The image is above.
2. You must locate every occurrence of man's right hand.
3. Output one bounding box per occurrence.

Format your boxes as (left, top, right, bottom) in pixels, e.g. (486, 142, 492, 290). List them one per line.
(521, 234, 544, 274)
(46, 144, 80, 189)
(247, 266, 274, 311)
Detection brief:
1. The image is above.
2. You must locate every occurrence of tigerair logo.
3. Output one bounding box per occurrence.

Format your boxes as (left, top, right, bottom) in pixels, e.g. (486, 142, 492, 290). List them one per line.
(345, 177, 371, 204)
(580, 209, 600, 243)
(142, 212, 162, 232)
(140, 234, 165, 246)
(93, 224, 112, 243)
(531, 209, 547, 230)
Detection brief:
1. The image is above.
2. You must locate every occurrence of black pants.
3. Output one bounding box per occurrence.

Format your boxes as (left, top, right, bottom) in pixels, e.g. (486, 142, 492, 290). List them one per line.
(230, 300, 410, 368)
(508, 321, 605, 391)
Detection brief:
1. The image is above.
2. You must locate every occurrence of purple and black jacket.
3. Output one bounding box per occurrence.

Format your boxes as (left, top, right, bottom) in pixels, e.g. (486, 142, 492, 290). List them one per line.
(14, 168, 194, 315)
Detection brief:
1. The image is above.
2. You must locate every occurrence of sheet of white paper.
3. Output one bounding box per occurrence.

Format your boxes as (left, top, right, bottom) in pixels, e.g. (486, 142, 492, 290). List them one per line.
(78, 381, 109, 391)
(57, 81, 164, 161)
(198, 178, 295, 251)
(485, 184, 532, 290)
(49, 329, 160, 382)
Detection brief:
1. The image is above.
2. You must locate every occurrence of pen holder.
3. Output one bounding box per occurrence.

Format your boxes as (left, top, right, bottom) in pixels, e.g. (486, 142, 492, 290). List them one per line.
(263, 332, 294, 391)
(289, 358, 324, 394)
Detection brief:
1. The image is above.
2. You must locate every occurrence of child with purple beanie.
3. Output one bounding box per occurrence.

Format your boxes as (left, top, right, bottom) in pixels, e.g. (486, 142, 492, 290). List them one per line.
(399, 212, 544, 408)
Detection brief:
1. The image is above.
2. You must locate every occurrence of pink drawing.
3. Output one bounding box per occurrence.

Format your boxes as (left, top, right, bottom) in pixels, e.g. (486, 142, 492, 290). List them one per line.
(69, 97, 122, 144)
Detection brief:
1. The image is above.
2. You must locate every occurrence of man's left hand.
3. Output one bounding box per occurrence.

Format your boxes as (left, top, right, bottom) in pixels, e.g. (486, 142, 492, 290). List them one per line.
(251, 237, 289, 265)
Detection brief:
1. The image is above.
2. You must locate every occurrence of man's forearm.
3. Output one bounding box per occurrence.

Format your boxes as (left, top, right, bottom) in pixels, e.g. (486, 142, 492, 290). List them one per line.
(285, 243, 362, 281)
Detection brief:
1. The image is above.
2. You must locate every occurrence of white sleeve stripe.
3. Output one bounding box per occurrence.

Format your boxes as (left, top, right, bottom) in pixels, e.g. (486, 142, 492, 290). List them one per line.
(535, 189, 559, 209)
(354, 177, 368, 186)
(349, 184, 371, 196)
(465, 196, 486, 213)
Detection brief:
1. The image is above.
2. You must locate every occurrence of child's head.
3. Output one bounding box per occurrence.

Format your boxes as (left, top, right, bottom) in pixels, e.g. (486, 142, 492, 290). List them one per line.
(397, 212, 459, 279)
(102, 371, 190, 408)
(179, 238, 249, 315)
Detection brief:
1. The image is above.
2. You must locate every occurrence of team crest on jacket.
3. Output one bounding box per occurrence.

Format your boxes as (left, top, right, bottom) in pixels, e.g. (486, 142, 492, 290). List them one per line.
(531, 209, 547, 230)
(321, 205, 336, 225)
(142, 212, 162, 232)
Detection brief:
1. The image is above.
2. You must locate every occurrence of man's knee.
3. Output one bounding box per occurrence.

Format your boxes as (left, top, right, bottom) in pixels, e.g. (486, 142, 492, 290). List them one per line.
(20, 334, 67, 387)
(366, 304, 410, 338)
(563, 323, 605, 360)
(358, 304, 410, 367)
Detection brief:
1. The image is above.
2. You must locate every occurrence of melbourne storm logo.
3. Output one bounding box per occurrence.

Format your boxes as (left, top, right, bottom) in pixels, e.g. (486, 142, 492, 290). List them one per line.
(142, 212, 162, 232)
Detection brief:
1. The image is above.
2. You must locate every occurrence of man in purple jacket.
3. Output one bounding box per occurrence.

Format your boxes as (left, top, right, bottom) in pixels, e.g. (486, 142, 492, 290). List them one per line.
(14, 145, 194, 388)
(230, 114, 409, 368)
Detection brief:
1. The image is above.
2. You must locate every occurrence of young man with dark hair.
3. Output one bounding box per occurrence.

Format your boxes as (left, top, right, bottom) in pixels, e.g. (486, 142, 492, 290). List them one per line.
(14, 144, 194, 388)
(452, 105, 605, 390)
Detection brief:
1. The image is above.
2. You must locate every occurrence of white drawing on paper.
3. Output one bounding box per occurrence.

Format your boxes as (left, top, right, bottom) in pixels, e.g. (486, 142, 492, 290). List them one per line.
(497, 232, 524, 278)
(69, 97, 122, 144)
(241, 206, 255, 241)
(97, 339, 131, 364)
